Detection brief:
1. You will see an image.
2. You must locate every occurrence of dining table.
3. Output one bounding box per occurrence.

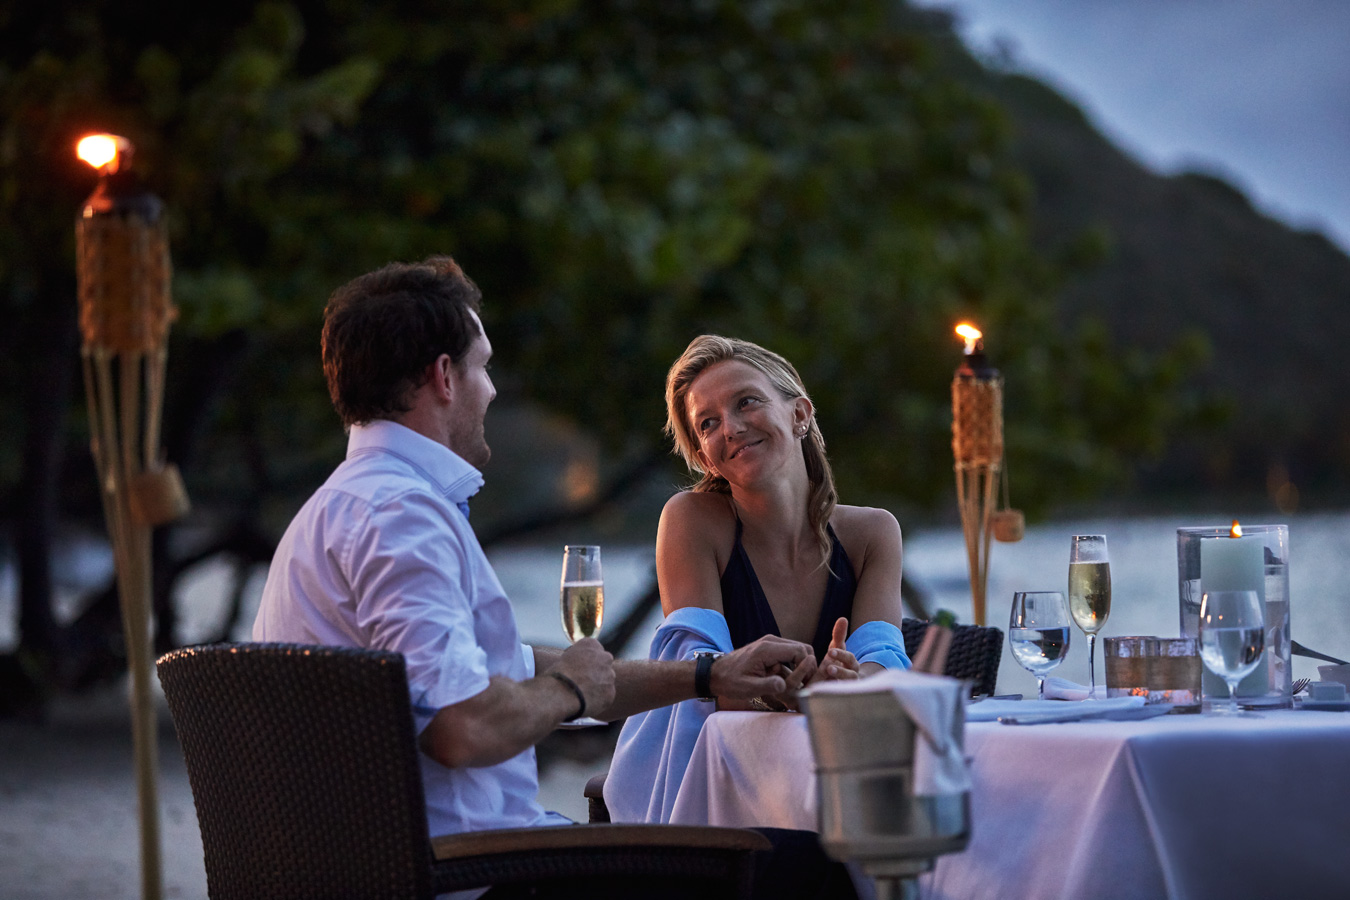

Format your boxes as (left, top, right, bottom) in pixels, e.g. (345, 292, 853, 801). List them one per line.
(665, 707, 1350, 900)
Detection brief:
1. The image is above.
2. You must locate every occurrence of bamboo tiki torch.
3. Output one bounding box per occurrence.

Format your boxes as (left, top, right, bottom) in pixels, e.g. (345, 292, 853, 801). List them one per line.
(75, 133, 189, 900)
(951, 323, 1002, 626)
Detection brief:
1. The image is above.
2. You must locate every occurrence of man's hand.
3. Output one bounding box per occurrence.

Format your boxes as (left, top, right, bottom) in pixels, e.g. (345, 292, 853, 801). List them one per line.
(551, 637, 615, 718)
(814, 616, 861, 682)
(421, 638, 615, 769)
(711, 634, 816, 701)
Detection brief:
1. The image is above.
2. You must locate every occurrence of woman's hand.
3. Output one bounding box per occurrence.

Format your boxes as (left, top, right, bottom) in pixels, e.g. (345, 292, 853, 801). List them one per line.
(814, 617, 861, 682)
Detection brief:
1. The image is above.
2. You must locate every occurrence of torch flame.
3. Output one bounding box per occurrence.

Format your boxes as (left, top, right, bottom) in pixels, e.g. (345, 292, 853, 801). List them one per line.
(76, 134, 131, 173)
(1230, 519, 1243, 538)
(955, 322, 983, 355)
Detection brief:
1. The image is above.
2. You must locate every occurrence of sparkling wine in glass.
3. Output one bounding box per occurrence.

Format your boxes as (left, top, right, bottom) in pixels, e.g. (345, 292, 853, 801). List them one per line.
(1198, 589, 1265, 716)
(1068, 534, 1111, 699)
(557, 545, 606, 728)
(1009, 591, 1072, 700)
(560, 545, 604, 644)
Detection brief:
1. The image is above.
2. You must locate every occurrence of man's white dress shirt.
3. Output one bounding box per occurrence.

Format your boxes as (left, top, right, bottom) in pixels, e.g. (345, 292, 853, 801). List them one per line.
(254, 419, 569, 841)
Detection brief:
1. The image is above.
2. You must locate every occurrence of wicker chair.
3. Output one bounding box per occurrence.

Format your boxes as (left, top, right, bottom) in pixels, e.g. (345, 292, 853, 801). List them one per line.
(900, 618, 1003, 698)
(584, 621, 1003, 823)
(157, 642, 769, 900)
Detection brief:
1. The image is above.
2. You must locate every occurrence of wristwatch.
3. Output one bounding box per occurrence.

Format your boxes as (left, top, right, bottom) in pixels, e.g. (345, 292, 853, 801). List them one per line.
(693, 651, 723, 702)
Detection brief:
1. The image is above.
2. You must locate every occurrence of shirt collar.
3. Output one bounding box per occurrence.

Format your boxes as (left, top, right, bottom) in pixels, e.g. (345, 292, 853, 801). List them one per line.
(346, 420, 484, 504)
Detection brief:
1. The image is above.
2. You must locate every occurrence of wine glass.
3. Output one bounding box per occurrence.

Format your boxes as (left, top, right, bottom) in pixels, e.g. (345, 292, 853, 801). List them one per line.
(559, 546, 607, 727)
(1068, 534, 1111, 700)
(560, 545, 604, 643)
(1009, 591, 1072, 700)
(1198, 589, 1265, 716)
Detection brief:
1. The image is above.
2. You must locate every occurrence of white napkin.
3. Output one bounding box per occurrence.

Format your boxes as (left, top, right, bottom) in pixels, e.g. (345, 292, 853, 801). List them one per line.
(965, 695, 1146, 723)
(1044, 676, 1102, 701)
(804, 669, 970, 796)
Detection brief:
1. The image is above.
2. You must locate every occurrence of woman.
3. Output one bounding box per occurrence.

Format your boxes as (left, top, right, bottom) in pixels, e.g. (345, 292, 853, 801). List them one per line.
(605, 335, 909, 823)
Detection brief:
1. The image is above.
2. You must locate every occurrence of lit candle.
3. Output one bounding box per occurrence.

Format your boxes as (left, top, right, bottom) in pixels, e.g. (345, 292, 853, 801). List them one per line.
(1199, 520, 1267, 699)
(1200, 520, 1264, 599)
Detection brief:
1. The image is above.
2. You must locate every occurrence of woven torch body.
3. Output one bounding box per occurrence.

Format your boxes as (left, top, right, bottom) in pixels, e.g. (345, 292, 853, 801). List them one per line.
(952, 365, 1003, 626)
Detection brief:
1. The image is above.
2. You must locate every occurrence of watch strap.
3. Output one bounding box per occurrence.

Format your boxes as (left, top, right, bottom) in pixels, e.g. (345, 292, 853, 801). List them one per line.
(694, 652, 718, 700)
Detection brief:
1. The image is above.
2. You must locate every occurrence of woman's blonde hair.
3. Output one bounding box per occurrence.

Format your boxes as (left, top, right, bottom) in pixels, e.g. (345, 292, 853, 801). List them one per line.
(664, 335, 838, 568)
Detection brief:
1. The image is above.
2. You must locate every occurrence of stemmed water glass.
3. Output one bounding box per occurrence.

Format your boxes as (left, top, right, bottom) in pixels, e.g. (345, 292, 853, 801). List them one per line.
(1068, 534, 1111, 699)
(1009, 591, 1072, 700)
(559, 545, 606, 727)
(1198, 589, 1265, 716)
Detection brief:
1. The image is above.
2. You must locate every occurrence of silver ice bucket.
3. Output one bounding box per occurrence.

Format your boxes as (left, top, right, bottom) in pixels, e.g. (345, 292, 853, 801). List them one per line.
(799, 686, 970, 884)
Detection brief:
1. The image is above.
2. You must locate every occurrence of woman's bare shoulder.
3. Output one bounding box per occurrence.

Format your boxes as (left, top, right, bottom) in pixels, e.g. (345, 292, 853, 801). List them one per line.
(830, 504, 902, 561)
(657, 491, 737, 613)
(659, 490, 737, 542)
(831, 504, 901, 540)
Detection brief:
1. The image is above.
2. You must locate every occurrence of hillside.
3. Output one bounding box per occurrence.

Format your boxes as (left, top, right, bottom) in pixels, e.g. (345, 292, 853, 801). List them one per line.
(979, 66, 1350, 501)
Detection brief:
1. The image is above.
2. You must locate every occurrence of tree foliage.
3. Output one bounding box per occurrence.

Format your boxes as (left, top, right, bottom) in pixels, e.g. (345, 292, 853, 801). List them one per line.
(0, 1, 1202, 683)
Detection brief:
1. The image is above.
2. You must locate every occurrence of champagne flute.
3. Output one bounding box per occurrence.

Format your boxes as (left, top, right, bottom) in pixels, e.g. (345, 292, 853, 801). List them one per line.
(1068, 534, 1111, 700)
(558, 545, 606, 727)
(1009, 591, 1072, 700)
(1198, 589, 1265, 716)
(560, 545, 604, 643)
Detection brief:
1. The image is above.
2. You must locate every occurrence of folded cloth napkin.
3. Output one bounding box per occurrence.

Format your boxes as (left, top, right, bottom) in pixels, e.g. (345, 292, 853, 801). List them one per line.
(965, 695, 1146, 723)
(1044, 676, 1101, 701)
(804, 669, 970, 796)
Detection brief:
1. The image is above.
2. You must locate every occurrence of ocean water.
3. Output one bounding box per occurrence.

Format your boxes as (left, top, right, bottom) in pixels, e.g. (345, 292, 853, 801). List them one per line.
(487, 511, 1350, 697)
(3, 512, 1349, 698)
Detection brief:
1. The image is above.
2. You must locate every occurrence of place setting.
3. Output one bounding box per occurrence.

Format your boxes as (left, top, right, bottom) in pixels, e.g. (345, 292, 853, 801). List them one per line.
(965, 521, 1350, 725)
(968, 533, 1162, 724)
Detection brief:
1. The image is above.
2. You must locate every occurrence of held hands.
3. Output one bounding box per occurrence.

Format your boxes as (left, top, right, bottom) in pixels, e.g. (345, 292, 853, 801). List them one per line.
(815, 617, 861, 682)
(553, 637, 615, 719)
(711, 634, 816, 709)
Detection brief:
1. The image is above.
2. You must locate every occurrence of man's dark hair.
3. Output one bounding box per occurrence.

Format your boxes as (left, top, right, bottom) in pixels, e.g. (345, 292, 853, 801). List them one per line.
(321, 256, 483, 427)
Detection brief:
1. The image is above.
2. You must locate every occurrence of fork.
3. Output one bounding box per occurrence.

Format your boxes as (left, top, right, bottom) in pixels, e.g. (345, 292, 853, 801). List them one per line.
(1291, 677, 1311, 696)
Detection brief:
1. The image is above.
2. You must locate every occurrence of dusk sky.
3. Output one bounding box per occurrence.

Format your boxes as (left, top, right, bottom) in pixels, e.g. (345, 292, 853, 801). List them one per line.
(912, 0, 1350, 254)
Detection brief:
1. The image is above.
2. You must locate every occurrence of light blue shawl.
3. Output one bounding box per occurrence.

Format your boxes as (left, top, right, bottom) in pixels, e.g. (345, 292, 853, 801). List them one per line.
(603, 607, 909, 823)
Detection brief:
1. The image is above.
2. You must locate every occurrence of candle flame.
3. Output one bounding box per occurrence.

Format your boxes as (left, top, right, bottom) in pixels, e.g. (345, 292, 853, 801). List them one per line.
(955, 322, 983, 355)
(1229, 519, 1243, 538)
(76, 134, 131, 173)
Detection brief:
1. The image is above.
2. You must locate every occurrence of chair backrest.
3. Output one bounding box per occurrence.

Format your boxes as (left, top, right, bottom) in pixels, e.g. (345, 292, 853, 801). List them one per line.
(157, 642, 436, 900)
(901, 619, 1003, 697)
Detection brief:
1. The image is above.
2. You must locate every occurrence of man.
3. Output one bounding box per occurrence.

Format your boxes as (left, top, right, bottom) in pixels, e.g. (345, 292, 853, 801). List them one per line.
(253, 257, 819, 845)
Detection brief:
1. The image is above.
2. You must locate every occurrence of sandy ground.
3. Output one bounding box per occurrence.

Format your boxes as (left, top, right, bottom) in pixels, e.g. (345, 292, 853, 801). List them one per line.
(0, 680, 608, 900)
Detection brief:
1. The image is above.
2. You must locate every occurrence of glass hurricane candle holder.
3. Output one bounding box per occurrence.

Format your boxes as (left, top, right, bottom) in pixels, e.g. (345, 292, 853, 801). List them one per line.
(1177, 525, 1290, 709)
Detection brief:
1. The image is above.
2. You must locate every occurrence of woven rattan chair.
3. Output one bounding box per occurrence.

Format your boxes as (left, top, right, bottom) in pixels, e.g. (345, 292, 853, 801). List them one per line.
(900, 618, 1003, 697)
(585, 621, 1002, 823)
(157, 642, 769, 900)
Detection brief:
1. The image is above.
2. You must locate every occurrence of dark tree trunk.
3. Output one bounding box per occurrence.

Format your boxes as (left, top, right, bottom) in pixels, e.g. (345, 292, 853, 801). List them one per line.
(152, 328, 252, 653)
(15, 281, 78, 661)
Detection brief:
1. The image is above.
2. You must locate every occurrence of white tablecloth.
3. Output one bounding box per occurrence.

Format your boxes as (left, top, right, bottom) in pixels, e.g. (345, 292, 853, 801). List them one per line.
(666, 709, 1350, 900)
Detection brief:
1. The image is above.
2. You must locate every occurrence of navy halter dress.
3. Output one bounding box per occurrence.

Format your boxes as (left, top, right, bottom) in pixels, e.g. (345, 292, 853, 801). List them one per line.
(719, 516, 858, 661)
